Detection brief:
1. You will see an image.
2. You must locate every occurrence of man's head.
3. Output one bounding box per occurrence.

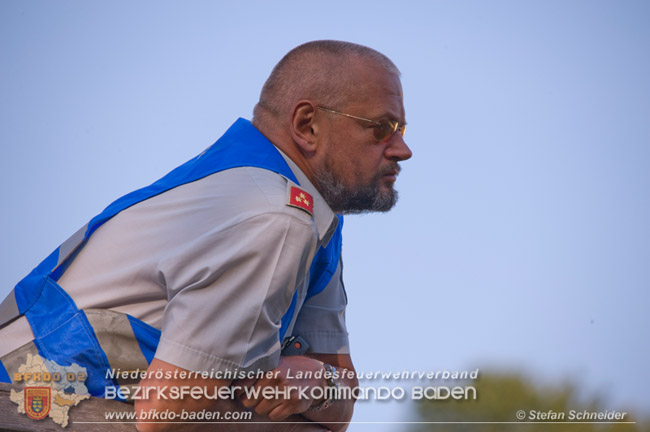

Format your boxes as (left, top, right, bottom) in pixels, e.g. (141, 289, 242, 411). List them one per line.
(253, 40, 412, 214)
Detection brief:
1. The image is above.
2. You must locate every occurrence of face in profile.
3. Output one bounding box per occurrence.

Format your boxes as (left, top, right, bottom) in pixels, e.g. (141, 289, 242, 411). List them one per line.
(314, 66, 412, 214)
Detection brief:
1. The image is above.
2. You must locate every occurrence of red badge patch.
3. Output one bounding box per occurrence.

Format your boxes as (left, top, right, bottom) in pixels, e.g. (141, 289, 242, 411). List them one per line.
(288, 186, 314, 216)
(25, 387, 50, 420)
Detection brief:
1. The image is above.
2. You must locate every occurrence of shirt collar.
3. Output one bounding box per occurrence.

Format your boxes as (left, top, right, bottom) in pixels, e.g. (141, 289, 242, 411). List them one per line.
(274, 146, 338, 245)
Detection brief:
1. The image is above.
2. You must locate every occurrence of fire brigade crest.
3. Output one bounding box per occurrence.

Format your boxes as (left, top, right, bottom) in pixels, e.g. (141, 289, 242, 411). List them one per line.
(24, 387, 51, 420)
(9, 353, 90, 428)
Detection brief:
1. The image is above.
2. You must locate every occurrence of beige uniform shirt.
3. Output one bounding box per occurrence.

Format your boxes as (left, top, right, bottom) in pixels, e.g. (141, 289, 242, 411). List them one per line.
(0, 150, 349, 374)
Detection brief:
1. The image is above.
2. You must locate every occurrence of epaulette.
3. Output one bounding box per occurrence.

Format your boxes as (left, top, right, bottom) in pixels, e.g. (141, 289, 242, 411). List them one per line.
(287, 184, 313, 217)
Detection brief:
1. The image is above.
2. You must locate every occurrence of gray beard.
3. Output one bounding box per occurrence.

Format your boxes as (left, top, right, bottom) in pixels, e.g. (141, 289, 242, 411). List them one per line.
(313, 168, 399, 214)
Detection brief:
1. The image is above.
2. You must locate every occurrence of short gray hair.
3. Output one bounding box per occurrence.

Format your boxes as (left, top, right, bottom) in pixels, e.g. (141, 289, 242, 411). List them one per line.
(253, 40, 400, 124)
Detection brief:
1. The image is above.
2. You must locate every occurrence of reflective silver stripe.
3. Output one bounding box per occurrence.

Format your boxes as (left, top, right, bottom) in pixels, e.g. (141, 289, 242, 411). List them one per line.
(84, 309, 150, 398)
(0, 290, 19, 329)
(0, 340, 40, 383)
(0, 316, 34, 357)
(0, 223, 89, 329)
(54, 223, 88, 270)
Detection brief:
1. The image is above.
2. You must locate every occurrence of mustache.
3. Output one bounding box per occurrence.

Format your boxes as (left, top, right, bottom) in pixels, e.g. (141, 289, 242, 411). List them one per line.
(378, 163, 401, 176)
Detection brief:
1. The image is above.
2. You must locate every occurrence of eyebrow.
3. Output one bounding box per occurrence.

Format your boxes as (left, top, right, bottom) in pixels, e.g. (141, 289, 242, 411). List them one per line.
(362, 115, 407, 128)
(381, 113, 407, 126)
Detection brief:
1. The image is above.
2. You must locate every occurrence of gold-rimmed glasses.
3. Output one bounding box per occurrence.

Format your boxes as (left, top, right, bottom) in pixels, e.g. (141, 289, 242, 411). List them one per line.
(317, 107, 406, 142)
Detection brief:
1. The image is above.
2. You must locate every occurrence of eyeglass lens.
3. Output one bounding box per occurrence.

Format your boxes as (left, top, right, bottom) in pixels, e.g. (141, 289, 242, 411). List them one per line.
(374, 121, 404, 141)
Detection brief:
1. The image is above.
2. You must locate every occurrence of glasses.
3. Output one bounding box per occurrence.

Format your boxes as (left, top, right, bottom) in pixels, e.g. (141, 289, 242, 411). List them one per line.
(317, 107, 406, 142)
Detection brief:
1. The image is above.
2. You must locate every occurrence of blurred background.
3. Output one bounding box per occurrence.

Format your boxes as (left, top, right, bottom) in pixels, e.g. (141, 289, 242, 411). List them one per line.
(1, 1, 648, 430)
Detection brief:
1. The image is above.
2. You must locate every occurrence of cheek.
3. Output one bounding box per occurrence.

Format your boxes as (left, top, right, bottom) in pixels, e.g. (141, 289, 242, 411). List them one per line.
(351, 158, 385, 190)
(328, 134, 383, 184)
(345, 149, 373, 182)
(328, 143, 358, 181)
(361, 148, 386, 176)
(336, 155, 359, 185)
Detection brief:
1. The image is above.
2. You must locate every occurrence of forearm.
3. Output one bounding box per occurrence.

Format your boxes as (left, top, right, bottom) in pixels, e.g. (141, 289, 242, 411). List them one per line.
(299, 376, 357, 432)
(134, 361, 233, 431)
(136, 387, 328, 432)
(135, 358, 330, 432)
(300, 353, 359, 432)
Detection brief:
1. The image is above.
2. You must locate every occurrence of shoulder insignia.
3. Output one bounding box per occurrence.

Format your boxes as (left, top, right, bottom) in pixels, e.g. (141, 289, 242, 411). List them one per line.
(287, 186, 314, 216)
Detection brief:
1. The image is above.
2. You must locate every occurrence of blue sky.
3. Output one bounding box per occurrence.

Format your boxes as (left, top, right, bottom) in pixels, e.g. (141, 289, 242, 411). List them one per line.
(1, 1, 649, 429)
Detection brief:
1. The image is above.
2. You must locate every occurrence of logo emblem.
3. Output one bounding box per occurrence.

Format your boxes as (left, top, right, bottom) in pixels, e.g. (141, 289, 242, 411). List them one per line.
(25, 387, 51, 420)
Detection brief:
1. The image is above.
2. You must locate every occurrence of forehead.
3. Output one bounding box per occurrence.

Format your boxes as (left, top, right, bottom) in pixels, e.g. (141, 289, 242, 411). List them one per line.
(343, 60, 405, 121)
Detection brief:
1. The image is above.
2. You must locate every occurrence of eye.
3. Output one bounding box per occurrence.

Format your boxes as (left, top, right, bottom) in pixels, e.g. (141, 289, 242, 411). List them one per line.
(373, 120, 398, 141)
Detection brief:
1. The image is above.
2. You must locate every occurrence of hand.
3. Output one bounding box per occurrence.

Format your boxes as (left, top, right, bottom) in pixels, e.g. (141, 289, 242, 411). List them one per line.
(237, 356, 326, 421)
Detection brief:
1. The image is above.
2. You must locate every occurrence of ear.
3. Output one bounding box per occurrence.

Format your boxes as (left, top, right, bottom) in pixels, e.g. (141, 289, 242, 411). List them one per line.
(290, 101, 319, 153)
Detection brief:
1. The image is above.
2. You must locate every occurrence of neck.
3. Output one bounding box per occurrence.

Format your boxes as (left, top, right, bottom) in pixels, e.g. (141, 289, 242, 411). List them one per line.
(252, 118, 320, 188)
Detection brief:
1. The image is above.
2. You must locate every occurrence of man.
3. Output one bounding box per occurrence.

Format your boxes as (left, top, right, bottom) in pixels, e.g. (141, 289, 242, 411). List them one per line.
(0, 40, 412, 430)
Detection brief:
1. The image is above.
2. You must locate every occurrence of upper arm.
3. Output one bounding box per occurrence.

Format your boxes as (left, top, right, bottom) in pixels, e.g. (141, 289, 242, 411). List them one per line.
(155, 210, 317, 374)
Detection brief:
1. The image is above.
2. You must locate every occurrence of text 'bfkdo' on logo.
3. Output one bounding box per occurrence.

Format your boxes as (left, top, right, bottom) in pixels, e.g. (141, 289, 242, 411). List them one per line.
(9, 353, 91, 428)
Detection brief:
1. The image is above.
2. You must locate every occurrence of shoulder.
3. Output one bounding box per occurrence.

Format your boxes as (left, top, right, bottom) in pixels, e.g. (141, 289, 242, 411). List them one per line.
(192, 167, 313, 220)
(121, 166, 314, 231)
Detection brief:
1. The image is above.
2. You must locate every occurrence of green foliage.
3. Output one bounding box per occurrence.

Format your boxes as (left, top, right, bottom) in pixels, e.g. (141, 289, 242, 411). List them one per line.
(410, 371, 648, 432)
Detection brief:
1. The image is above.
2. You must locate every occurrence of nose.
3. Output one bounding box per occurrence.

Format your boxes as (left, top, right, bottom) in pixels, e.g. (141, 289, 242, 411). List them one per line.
(384, 132, 413, 162)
